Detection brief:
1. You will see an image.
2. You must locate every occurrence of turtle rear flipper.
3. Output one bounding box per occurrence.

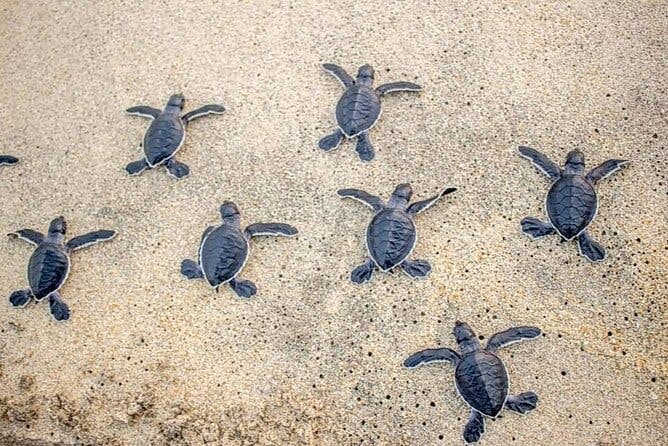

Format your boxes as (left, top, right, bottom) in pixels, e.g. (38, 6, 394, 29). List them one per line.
(577, 231, 606, 262)
(463, 410, 485, 444)
(0, 155, 19, 165)
(354, 132, 375, 161)
(520, 217, 555, 239)
(401, 259, 431, 278)
(318, 129, 344, 151)
(126, 159, 149, 175)
(229, 278, 257, 299)
(351, 259, 375, 284)
(505, 392, 538, 414)
(180, 259, 203, 279)
(9, 289, 32, 308)
(48, 292, 70, 321)
(165, 159, 190, 179)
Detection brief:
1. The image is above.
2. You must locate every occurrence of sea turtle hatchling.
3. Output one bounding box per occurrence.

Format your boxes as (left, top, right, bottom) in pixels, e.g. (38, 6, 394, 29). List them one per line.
(0, 155, 18, 166)
(518, 146, 629, 262)
(180, 202, 298, 298)
(8, 217, 117, 321)
(125, 94, 225, 178)
(318, 64, 422, 161)
(338, 183, 456, 284)
(404, 321, 542, 444)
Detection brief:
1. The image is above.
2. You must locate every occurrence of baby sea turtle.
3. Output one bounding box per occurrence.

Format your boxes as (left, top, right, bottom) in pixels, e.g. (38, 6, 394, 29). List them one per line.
(8, 217, 117, 321)
(404, 321, 541, 444)
(318, 64, 422, 161)
(519, 146, 629, 262)
(338, 183, 456, 283)
(125, 94, 225, 179)
(180, 202, 298, 298)
(0, 155, 18, 166)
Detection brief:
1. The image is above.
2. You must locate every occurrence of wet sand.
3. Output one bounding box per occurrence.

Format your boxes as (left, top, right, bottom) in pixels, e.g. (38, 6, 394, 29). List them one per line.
(0, 1, 666, 445)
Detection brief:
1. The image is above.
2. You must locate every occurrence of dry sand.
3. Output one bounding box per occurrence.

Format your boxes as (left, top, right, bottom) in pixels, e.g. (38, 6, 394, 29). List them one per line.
(0, 1, 666, 445)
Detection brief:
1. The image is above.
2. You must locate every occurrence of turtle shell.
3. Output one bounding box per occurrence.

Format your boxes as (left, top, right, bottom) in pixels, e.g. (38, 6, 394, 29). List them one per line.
(199, 225, 249, 287)
(335, 85, 381, 137)
(366, 209, 416, 271)
(546, 175, 597, 240)
(28, 243, 70, 300)
(143, 114, 185, 166)
(455, 350, 508, 418)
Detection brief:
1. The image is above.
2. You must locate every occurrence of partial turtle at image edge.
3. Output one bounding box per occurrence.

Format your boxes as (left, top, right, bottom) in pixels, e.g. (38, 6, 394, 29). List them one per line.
(0, 155, 19, 166)
(8, 217, 117, 321)
(125, 94, 225, 179)
(319, 63, 422, 161)
(404, 321, 542, 444)
(518, 146, 629, 262)
(180, 202, 298, 298)
(338, 183, 457, 284)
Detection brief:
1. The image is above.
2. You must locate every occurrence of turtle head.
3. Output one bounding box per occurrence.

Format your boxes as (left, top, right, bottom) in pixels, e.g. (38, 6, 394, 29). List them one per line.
(166, 94, 185, 111)
(356, 64, 375, 86)
(564, 150, 585, 174)
(48, 216, 67, 242)
(453, 321, 480, 354)
(219, 201, 241, 226)
(388, 183, 413, 209)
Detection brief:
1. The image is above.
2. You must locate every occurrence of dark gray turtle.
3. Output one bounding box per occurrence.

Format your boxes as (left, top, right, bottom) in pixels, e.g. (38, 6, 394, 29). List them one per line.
(318, 64, 422, 161)
(404, 321, 541, 444)
(519, 146, 629, 262)
(125, 94, 225, 179)
(8, 217, 117, 321)
(180, 202, 298, 298)
(338, 183, 456, 284)
(0, 155, 18, 166)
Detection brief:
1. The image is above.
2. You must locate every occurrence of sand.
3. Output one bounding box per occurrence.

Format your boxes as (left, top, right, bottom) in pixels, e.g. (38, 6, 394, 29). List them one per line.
(0, 1, 666, 445)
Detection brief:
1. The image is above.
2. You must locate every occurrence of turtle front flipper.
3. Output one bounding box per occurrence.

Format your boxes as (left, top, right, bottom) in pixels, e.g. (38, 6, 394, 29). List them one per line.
(505, 392, 538, 414)
(354, 132, 375, 161)
(322, 63, 354, 88)
(520, 217, 556, 239)
(48, 292, 70, 321)
(229, 278, 257, 299)
(400, 259, 432, 279)
(403, 347, 460, 368)
(318, 129, 344, 152)
(9, 289, 33, 308)
(165, 158, 190, 179)
(518, 146, 561, 179)
(126, 158, 150, 176)
(0, 155, 19, 165)
(406, 187, 457, 216)
(126, 106, 161, 119)
(66, 230, 117, 252)
(577, 231, 606, 262)
(351, 259, 375, 284)
(8, 229, 45, 246)
(375, 81, 422, 96)
(182, 104, 225, 123)
(337, 188, 384, 211)
(585, 158, 629, 184)
(486, 326, 541, 351)
(180, 259, 204, 279)
(244, 223, 298, 238)
(463, 410, 485, 444)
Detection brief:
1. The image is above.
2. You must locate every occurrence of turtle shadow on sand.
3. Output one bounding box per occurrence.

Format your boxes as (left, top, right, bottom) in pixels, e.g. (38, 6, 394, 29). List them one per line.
(338, 183, 456, 284)
(8, 217, 117, 321)
(180, 202, 298, 298)
(518, 146, 629, 262)
(404, 321, 542, 444)
(318, 63, 422, 161)
(125, 94, 225, 179)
